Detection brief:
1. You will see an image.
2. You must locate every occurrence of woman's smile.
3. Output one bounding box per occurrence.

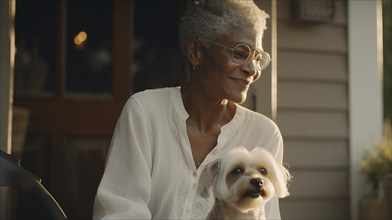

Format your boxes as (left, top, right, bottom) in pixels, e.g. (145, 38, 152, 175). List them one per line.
(229, 76, 251, 89)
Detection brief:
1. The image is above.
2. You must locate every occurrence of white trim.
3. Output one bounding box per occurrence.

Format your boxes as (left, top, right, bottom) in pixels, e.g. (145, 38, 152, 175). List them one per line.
(348, 0, 383, 219)
(0, 1, 15, 218)
(0, 0, 15, 154)
(252, 0, 276, 120)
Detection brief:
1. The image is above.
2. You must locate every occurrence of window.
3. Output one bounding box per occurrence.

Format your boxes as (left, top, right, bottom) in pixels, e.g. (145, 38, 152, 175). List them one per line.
(15, 0, 117, 97)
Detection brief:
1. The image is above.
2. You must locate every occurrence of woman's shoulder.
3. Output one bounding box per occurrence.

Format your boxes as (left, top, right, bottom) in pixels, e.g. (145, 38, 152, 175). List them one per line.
(126, 87, 180, 108)
(235, 105, 281, 138)
(118, 87, 181, 122)
(237, 105, 277, 127)
(131, 87, 177, 101)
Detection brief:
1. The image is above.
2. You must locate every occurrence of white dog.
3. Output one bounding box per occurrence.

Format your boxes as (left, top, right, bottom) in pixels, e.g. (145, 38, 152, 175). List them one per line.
(197, 146, 292, 220)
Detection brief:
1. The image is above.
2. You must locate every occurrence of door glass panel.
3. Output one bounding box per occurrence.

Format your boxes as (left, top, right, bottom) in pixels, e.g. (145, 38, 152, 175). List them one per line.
(65, 0, 113, 94)
(133, 0, 185, 93)
(14, 0, 58, 95)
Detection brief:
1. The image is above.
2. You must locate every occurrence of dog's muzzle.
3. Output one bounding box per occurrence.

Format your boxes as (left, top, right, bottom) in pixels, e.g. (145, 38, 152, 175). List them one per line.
(244, 178, 265, 198)
(250, 178, 263, 189)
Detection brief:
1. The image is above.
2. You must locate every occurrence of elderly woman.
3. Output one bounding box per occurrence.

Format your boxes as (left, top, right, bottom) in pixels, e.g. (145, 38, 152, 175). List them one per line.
(93, 0, 286, 219)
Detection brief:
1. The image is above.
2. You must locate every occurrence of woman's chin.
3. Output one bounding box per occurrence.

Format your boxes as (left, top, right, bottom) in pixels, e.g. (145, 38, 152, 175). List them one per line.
(232, 93, 248, 104)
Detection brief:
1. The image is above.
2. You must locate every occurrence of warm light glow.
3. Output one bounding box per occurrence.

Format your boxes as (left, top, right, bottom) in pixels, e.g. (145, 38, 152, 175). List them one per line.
(74, 31, 88, 46)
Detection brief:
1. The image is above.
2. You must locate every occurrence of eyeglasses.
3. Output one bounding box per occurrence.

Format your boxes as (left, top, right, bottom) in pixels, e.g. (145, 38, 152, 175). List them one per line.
(207, 40, 271, 71)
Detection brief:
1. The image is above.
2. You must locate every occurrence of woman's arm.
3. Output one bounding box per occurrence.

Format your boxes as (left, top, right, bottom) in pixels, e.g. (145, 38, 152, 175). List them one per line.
(93, 98, 153, 219)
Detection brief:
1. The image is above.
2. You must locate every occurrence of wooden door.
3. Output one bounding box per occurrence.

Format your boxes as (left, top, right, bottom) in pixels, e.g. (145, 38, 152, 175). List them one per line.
(13, 0, 131, 219)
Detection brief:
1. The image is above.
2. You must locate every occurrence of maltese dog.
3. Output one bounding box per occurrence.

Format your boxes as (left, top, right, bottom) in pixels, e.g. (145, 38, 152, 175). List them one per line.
(197, 146, 292, 220)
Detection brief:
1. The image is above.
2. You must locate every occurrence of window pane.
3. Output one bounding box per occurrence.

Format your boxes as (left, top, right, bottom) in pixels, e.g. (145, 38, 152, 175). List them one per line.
(14, 0, 58, 95)
(133, 0, 184, 93)
(65, 0, 113, 94)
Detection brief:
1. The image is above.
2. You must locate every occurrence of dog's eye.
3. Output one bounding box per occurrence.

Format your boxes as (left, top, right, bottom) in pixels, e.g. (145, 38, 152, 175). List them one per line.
(231, 167, 243, 175)
(259, 168, 267, 175)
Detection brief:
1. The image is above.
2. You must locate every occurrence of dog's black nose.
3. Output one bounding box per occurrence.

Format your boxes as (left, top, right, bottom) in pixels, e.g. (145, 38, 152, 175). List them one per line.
(250, 178, 263, 189)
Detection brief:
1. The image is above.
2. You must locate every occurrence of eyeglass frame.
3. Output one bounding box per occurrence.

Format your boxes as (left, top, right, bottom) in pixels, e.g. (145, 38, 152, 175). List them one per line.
(206, 40, 271, 71)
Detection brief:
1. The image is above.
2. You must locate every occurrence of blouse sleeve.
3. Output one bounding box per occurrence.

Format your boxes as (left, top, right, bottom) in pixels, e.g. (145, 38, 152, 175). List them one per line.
(264, 123, 285, 220)
(93, 98, 153, 219)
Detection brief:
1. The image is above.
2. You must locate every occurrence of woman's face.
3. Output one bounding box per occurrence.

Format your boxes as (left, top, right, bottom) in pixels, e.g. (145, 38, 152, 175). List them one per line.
(198, 26, 265, 104)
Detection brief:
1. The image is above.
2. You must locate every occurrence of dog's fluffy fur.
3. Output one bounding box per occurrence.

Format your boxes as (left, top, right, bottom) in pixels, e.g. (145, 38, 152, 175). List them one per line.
(197, 147, 291, 220)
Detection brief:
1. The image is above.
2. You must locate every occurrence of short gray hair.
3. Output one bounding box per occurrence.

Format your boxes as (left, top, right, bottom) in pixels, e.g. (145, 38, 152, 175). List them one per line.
(179, 0, 269, 55)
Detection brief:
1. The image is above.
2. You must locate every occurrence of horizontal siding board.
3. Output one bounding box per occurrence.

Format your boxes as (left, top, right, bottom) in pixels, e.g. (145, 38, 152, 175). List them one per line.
(277, 21, 347, 53)
(284, 140, 348, 168)
(274, 1, 349, 219)
(280, 199, 350, 220)
(278, 81, 348, 110)
(277, 0, 347, 26)
(333, 0, 348, 25)
(277, 51, 348, 81)
(277, 111, 349, 138)
(276, 0, 295, 21)
(288, 170, 349, 198)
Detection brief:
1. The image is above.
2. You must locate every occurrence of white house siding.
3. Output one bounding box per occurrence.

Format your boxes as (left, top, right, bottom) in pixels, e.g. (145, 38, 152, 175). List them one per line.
(276, 1, 350, 219)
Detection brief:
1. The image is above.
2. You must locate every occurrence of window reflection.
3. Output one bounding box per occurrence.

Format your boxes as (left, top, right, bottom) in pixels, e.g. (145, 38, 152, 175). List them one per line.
(65, 0, 113, 94)
(14, 0, 58, 95)
(132, 0, 185, 93)
(15, 0, 187, 96)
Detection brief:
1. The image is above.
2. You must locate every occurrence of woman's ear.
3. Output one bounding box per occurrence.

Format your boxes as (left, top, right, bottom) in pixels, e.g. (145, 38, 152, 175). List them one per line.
(186, 38, 202, 66)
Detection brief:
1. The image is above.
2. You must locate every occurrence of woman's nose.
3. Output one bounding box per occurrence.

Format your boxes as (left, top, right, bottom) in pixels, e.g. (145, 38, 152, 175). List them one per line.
(241, 58, 259, 77)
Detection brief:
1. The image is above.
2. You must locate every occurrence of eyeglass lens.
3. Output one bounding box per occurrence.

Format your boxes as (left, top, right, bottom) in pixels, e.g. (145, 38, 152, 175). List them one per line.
(231, 44, 270, 70)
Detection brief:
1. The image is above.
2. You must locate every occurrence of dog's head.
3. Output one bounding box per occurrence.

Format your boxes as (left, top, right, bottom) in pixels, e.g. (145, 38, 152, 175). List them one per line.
(197, 146, 291, 213)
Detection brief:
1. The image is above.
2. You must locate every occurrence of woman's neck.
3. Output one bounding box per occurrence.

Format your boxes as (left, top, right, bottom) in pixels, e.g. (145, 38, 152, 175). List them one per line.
(181, 85, 236, 133)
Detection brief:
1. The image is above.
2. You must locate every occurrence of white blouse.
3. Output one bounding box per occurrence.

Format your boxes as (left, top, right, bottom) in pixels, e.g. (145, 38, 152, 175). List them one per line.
(93, 87, 284, 219)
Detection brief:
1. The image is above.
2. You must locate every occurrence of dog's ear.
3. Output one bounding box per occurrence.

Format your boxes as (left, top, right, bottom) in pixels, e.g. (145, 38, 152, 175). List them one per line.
(196, 159, 220, 198)
(273, 163, 292, 198)
(253, 147, 292, 198)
